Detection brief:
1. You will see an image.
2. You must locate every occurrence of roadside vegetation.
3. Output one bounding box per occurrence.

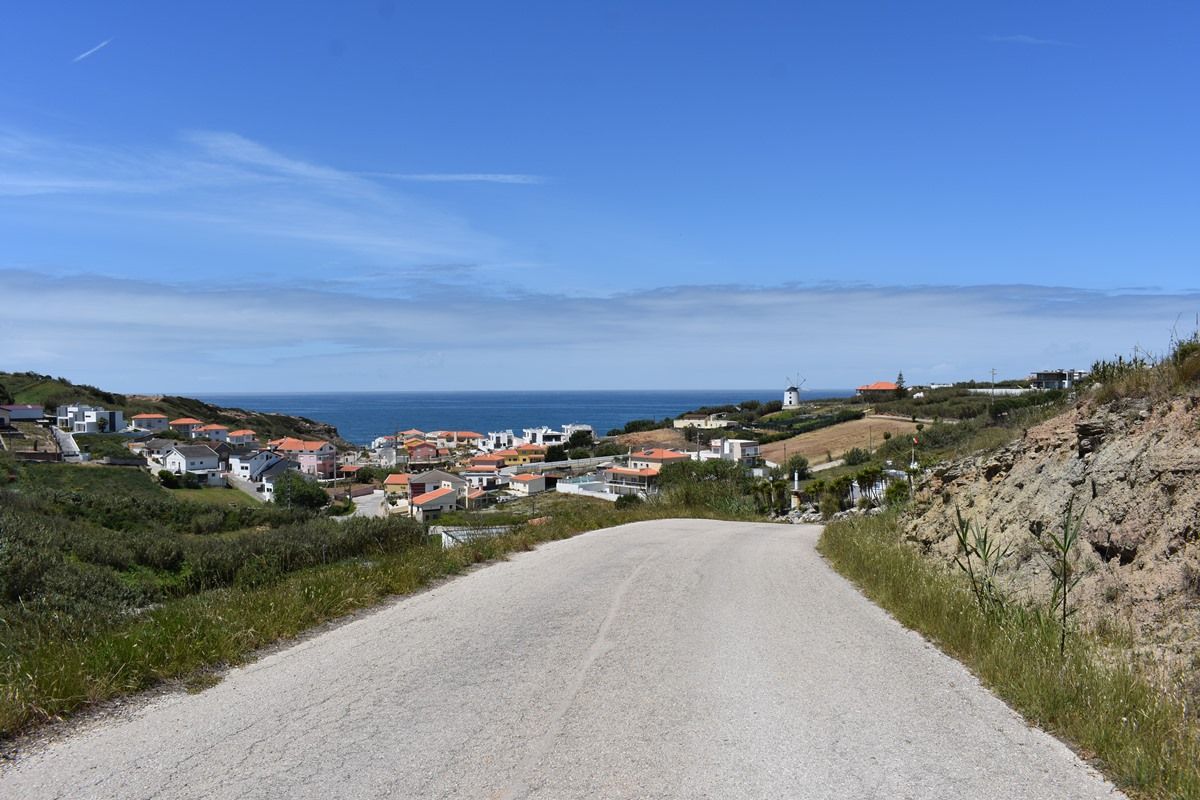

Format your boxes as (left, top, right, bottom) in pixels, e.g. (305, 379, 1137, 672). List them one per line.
(819, 511, 1200, 799)
(818, 335, 1200, 799)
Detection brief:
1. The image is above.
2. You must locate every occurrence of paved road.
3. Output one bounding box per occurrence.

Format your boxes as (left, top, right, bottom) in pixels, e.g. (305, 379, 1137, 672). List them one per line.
(0, 520, 1123, 799)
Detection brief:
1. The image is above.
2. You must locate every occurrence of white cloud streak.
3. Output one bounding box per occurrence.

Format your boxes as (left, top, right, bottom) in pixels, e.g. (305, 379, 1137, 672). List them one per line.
(987, 34, 1076, 47)
(72, 38, 113, 63)
(362, 172, 547, 185)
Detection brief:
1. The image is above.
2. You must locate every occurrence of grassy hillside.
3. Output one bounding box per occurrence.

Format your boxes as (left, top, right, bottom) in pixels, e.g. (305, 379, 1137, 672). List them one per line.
(0, 371, 348, 447)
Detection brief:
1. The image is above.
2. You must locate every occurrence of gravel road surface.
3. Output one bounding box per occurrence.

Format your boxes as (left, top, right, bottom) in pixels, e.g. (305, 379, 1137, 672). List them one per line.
(0, 519, 1124, 799)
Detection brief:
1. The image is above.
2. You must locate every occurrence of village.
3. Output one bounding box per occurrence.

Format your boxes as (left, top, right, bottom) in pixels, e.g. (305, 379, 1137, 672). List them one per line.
(0, 367, 1086, 524)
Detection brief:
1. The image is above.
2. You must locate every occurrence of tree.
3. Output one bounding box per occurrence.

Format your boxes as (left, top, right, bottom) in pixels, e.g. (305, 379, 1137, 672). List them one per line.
(272, 471, 328, 511)
(569, 447, 591, 460)
(783, 454, 810, 480)
(545, 444, 568, 462)
(0, 383, 12, 405)
(894, 371, 907, 399)
(567, 429, 594, 449)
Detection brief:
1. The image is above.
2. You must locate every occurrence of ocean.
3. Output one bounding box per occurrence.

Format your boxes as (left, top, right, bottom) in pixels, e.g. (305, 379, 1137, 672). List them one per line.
(196, 389, 852, 445)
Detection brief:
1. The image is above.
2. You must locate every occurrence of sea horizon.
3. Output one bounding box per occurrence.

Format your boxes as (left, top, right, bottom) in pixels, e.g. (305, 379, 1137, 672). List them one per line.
(196, 388, 854, 446)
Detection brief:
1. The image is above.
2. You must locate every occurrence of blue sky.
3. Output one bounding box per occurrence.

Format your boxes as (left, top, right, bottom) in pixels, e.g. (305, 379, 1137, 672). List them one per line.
(1, 2, 1198, 391)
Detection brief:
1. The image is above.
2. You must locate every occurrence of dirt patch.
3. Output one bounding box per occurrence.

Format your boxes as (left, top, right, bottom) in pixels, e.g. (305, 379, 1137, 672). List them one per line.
(611, 428, 688, 451)
(759, 416, 918, 465)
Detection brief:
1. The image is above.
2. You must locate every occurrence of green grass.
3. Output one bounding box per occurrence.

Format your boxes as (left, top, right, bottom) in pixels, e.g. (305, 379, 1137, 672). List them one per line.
(0, 496, 757, 741)
(75, 434, 141, 461)
(21, 462, 165, 497)
(818, 512, 1200, 800)
(166, 486, 261, 507)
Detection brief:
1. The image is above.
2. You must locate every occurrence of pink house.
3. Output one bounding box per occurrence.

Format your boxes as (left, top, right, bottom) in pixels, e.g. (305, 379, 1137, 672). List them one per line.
(267, 437, 336, 478)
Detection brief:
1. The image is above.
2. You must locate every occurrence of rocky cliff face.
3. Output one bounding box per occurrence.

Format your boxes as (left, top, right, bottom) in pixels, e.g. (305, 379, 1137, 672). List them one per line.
(905, 395, 1200, 677)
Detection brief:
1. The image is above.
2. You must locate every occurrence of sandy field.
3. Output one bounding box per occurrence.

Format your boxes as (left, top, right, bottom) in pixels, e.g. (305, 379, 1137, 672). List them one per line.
(759, 416, 918, 465)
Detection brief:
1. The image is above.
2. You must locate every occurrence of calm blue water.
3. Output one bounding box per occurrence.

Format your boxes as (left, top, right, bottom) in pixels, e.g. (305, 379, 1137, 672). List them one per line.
(197, 390, 852, 445)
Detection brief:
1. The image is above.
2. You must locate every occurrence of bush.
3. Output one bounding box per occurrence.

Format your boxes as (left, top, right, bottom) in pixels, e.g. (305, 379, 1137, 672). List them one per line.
(272, 471, 328, 510)
(884, 479, 910, 506)
(158, 470, 179, 489)
(614, 494, 643, 509)
(843, 447, 870, 466)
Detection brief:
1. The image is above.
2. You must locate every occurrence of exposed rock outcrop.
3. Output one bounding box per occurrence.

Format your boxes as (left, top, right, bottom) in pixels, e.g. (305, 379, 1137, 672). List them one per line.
(905, 396, 1200, 675)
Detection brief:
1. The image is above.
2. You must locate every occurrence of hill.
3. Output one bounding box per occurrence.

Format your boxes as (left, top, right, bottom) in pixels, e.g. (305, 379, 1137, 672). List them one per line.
(0, 371, 348, 447)
(901, 339, 1200, 685)
(759, 415, 919, 466)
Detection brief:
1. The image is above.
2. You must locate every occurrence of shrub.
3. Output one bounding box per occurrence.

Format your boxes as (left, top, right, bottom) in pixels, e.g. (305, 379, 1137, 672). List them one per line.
(158, 470, 180, 489)
(614, 494, 642, 509)
(843, 447, 870, 466)
(883, 479, 910, 506)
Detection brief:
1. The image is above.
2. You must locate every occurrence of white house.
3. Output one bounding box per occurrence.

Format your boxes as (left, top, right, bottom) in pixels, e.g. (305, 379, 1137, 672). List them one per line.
(163, 444, 223, 485)
(509, 473, 547, 496)
(260, 459, 304, 501)
(410, 486, 459, 522)
(194, 423, 230, 442)
(628, 449, 692, 471)
(228, 429, 257, 446)
(484, 430, 521, 452)
(561, 423, 594, 440)
(129, 413, 169, 431)
(700, 438, 761, 465)
(56, 405, 124, 434)
(522, 427, 566, 447)
(229, 449, 287, 481)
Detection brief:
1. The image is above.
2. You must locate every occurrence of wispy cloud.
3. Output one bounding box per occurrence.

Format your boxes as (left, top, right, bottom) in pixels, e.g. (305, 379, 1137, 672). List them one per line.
(0, 127, 506, 269)
(987, 34, 1075, 47)
(72, 38, 113, 63)
(362, 172, 547, 185)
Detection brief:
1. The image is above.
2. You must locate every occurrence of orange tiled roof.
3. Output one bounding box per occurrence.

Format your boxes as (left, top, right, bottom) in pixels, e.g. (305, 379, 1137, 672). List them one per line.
(516, 443, 547, 451)
(512, 473, 541, 482)
(857, 381, 899, 392)
(131, 413, 167, 419)
(452, 431, 483, 439)
(412, 486, 455, 505)
(607, 466, 660, 477)
(169, 417, 203, 425)
(196, 424, 229, 431)
(228, 429, 256, 437)
(383, 473, 410, 485)
(634, 448, 689, 460)
(493, 449, 519, 457)
(269, 437, 331, 452)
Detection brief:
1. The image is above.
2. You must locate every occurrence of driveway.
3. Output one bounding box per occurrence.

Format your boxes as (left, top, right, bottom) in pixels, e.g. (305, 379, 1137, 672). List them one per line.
(0, 520, 1123, 799)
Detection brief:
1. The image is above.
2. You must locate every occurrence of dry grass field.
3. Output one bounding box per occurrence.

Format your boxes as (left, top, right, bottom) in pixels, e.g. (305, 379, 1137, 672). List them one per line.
(759, 416, 918, 465)
(612, 427, 689, 451)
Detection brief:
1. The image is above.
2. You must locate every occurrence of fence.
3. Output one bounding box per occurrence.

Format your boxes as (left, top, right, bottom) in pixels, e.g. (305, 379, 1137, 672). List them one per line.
(432, 525, 515, 549)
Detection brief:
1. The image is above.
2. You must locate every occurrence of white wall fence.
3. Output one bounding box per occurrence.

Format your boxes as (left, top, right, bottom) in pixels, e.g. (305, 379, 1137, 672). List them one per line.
(432, 525, 516, 549)
(555, 480, 621, 503)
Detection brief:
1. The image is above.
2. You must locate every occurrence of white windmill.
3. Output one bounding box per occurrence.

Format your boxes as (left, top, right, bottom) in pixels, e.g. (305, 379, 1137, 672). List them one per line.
(783, 374, 805, 409)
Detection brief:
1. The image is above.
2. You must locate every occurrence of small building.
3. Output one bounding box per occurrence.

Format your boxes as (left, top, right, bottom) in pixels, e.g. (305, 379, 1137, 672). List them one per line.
(229, 449, 287, 482)
(383, 472, 411, 498)
(267, 437, 337, 479)
(509, 473, 547, 496)
(627, 448, 691, 472)
(1030, 369, 1085, 391)
(228, 429, 257, 446)
(701, 438, 761, 466)
(408, 469, 467, 499)
(130, 413, 169, 431)
(515, 444, 548, 464)
(169, 417, 204, 435)
(522, 427, 566, 447)
(260, 459, 303, 501)
(410, 486, 458, 522)
(162, 444, 223, 485)
(601, 466, 660, 496)
(195, 423, 230, 442)
(56, 405, 124, 434)
(0, 404, 44, 422)
(856, 381, 900, 399)
(672, 413, 735, 430)
(470, 453, 508, 470)
(784, 385, 801, 409)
